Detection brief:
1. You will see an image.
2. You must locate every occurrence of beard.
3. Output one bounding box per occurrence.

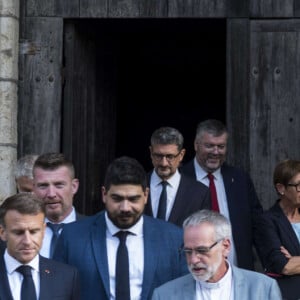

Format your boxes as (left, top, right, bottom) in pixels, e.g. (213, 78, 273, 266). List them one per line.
(188, 254, 223, 282)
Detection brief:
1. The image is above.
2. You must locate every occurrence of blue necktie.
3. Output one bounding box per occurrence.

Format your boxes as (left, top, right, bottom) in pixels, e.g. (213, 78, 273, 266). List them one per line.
(16, 265, 37, 300)
(157, 181, 168, 220)
(47, 222, 64, 258)
(115, 231, 130, 300)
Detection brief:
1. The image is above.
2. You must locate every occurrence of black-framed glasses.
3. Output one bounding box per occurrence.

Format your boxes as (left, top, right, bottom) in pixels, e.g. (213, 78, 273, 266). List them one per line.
(151, 152, 181, 163)
(287, 183, 300, 192)
(179, 239, 223, 256)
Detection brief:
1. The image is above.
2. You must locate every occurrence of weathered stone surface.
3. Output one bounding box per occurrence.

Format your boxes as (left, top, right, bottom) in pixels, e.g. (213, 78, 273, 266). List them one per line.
(0, 0, 19, 202)
(0, 82, 17, 143)
(0, 17, 19, 79)
(0, 147, 17, 204)
(0, 0, 19, 17)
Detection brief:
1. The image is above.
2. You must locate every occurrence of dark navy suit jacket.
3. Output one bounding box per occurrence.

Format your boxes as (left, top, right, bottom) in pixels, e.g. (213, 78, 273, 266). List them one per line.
(0, 254, 80, 300)
(255, 201, 300, 300)
(181, 160, 263, 270)
(144, 172, 211, 227)
(54, 211, 188, 300)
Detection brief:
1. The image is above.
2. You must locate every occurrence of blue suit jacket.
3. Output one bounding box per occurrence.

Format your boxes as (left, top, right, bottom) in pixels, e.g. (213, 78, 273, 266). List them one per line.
(144, 172, 211, 227)
(255, 201, 300, 300)
(180, 160, 263, 270)
(0, 254, 80, 300)
(54, 211, 188, 300)
(151, 265, 282, 300)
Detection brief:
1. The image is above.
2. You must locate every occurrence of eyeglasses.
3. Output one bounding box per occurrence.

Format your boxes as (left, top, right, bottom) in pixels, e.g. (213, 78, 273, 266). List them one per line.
(151, 152, 181, 163)
(287, 183, 300, 192)
(179, 239, 222, 256)
(197, 142, 226, 151)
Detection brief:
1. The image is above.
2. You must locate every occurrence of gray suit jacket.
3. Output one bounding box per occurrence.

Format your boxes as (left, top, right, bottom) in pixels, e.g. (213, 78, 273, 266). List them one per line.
(151, 265, 282, 300)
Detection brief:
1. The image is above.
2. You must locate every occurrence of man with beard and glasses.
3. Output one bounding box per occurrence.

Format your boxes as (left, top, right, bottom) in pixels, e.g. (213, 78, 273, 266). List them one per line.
(33, 153, 85, 258)
(53, 156, 188, 300)
(151, 210, 282, 300)
(180, 119, 263, 271)
(144, 126, 211, 227)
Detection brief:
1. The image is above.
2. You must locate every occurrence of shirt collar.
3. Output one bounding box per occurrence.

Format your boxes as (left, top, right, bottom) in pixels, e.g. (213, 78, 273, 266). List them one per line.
(105, 211, 144, 237)
(193, 157, 222, 181)
(151, 169, 180, 188)
(198, 261, 232, 290)
(4, 249, 39, 274)
(45, 206, 76, 224)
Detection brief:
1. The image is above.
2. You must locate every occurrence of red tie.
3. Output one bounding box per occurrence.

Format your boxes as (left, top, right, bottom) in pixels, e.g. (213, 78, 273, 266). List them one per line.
(207, 173, 219, 212)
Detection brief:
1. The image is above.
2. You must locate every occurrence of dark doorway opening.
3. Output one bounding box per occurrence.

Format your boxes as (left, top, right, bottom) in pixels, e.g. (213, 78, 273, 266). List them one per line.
(63, 18, 226, 214)
(113, 19, 226, 171)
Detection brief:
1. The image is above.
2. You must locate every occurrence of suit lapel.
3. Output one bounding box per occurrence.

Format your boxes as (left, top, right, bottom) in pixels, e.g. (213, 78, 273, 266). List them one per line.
(168, 176, 186, 223)
(272, 202, 300, 253)
(91, 213, 110, 298)
(0, 255, 13, 300)
(182, 275, 196, 299)
(232, 266, 246, 299)
(141, 217, 159, 299)
(39, 256, 56, 300)
(220, 165, 237, 219)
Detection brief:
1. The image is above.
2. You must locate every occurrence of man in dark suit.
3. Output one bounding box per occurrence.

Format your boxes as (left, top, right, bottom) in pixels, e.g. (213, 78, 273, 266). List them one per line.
(33, 153, 85, 258)
(0, 193, 80, 300)
(144, 127, 211, 227)
(54, 156, 188, 300)
(180, 119, 263, 270)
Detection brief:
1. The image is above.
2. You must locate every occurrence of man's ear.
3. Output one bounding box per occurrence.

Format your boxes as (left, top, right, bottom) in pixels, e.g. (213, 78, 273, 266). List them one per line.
(101, 186, 107, 204)
(0, 225, 7, 242)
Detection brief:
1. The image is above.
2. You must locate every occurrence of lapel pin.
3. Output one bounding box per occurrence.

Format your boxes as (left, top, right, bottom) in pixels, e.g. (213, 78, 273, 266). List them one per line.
(45, 269, 50, 274)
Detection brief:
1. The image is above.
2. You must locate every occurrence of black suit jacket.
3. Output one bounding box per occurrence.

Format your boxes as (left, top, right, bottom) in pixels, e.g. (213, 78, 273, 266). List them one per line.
(181, 160, 263, 270)
(0, 254, 80, 300)
(144, 171, 211, 227)
(255, 201, 300, 300)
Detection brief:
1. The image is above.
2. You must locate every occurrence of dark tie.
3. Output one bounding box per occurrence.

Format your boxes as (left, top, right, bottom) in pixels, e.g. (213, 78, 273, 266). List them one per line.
(47, 222, 64, 258)
(16, 265, 37, 300)
(157, 181, 168, 220)
(115, 231, 130, 300)
(207, 173, 220, 212)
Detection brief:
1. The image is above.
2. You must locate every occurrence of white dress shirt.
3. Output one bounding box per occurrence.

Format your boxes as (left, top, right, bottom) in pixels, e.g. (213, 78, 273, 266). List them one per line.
(105, 212, 144, 300)
(39, 206, 77, 258)
(4, 250, 40, 300)
(150, 169, 181, 220)
(193, 158, 238, 266)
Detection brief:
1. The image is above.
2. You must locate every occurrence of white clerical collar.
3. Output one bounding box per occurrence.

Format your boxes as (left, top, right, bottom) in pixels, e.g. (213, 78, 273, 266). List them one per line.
(198, 261, 232, 290)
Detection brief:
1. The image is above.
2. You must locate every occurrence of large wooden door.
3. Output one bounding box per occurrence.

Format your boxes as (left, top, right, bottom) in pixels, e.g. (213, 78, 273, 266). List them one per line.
(249, 20, 300, 208)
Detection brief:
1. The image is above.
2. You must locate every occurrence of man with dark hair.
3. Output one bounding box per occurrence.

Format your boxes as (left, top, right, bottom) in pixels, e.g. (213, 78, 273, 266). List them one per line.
(54, 156, 188, 300)
(145, 126, 211, 227)
(33, 153, 85, 258)
(0, 193, 80, 300)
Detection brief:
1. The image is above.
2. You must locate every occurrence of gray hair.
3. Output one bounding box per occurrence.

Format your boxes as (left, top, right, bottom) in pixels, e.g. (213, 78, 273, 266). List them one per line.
(14, 154, 39, 179)
(195, 119, 228, 140)
(183, 209, 232, 241)
(150, 127, 184, 151)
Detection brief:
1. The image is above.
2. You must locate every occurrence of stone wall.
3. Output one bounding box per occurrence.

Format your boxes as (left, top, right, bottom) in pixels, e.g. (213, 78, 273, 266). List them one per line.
(0, 0, 19, 202)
